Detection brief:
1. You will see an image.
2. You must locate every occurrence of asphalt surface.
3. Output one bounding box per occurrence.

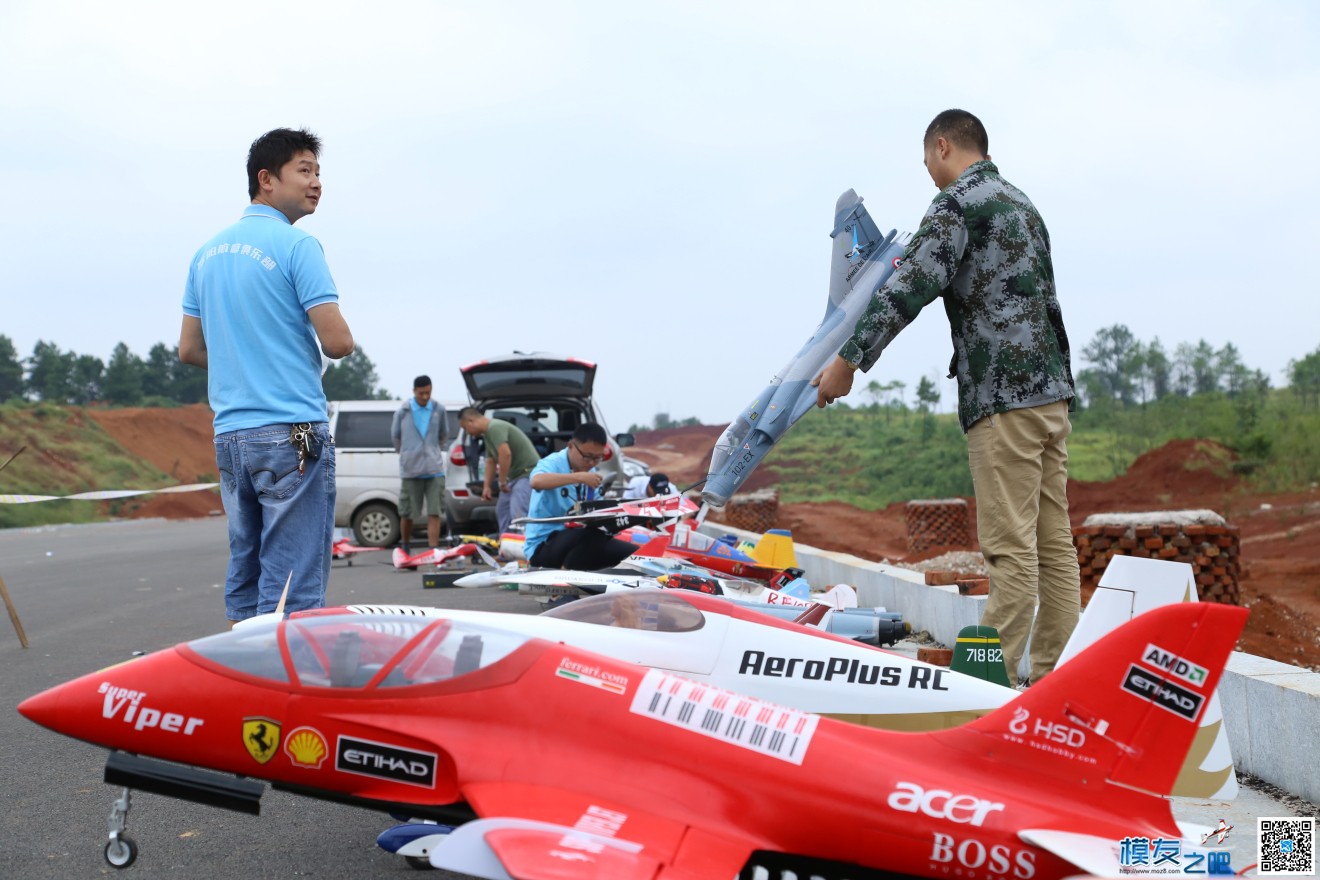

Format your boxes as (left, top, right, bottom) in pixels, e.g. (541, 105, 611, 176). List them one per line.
(1, 518, 1311, 879)
(0, 517, 535, 879)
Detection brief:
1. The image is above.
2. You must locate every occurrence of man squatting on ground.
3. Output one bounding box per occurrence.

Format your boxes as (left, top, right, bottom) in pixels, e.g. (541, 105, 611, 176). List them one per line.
(522, 423, 637, 571)
(392, 375, 449, 555)
(457, 407, 540, 535)
(814, 109, 1080, 685)
(179, 127, 354, 627)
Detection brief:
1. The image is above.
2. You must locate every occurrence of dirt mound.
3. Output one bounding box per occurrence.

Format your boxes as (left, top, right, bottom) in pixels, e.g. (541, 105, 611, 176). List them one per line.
(87, 405, 221, 519)
(1068, 439, 1241, 518)
(628, 425, 723, 490)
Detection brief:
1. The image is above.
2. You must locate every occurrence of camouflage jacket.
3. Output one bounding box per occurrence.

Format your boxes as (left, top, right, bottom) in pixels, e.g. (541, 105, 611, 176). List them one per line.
(838, 160, 1075, 432)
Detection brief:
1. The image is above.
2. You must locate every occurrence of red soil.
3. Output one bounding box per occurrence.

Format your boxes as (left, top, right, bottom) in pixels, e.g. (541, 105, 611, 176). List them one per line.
(86, 405, 222, 520)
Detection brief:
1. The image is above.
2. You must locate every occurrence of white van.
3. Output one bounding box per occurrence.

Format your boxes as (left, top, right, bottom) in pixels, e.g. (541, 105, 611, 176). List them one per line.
(329, 399, 465, 547)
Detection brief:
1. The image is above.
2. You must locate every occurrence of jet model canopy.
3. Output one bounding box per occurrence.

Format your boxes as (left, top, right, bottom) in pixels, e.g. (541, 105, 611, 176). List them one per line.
(540, 590, 709, 633)
(186, 615, 531, 690)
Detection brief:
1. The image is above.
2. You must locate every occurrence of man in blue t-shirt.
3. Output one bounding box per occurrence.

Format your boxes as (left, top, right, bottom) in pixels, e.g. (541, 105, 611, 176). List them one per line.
(523, 423, 636, 571)
(179, 127, 355, 627)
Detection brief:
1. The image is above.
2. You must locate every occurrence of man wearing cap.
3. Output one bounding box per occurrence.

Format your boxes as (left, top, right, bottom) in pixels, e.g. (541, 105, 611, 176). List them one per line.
(457, 406, 540, 534)
(645, 473, 677, 498)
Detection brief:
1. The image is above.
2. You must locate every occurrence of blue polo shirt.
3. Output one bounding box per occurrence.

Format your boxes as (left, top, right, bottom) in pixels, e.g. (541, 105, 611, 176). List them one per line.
(183, 204, 338, 433)
(523, 448, 597, 559)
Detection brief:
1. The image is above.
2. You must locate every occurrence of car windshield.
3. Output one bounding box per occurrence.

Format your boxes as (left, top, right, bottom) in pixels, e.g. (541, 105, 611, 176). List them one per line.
(189, 614, 530, 689)
(541, 590, 707, 633)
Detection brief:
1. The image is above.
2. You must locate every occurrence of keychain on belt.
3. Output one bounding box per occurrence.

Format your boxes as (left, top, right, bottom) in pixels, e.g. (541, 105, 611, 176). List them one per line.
(290, 423, 322, 474)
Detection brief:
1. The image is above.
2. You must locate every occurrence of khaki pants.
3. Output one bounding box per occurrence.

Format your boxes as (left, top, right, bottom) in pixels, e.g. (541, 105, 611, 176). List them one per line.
(967, 400, 1080, 684)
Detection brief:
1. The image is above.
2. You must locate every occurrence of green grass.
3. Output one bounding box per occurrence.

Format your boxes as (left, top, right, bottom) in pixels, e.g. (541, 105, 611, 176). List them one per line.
(765, 387, 1320, 505)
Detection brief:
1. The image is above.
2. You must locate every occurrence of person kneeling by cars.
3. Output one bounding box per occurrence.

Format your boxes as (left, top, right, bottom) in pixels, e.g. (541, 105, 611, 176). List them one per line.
(522, 423, 637, 571)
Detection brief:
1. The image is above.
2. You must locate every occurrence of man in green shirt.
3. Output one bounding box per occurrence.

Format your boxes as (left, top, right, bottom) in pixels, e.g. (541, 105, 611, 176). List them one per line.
(457, 407, 541, 534)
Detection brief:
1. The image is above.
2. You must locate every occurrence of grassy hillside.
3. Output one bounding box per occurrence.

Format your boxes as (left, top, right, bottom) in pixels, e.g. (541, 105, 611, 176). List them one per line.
(765, 387, 1320, 508)
(0, 403, 172, 529)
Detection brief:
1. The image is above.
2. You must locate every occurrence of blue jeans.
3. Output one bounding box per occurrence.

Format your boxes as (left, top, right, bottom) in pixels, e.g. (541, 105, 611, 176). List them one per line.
(215, 423, 335, 621)
(495, 477, 531, 534)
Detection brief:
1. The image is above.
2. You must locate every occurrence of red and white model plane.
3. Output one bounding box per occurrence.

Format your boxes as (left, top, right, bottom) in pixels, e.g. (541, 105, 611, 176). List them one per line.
(20, 602, 1245, 877)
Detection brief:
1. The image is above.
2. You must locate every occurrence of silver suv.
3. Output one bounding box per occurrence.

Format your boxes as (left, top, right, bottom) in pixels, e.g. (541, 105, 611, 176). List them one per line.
(447, 352, 643, 529)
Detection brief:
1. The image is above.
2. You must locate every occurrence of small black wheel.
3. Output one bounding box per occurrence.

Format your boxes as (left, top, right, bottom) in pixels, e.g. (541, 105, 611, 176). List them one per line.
(105, 835, 138, 869)
(405, 854, 435, 870)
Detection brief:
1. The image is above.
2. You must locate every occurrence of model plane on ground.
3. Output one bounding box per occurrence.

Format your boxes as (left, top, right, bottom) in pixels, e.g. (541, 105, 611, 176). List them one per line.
(392, 543, 483, 570)
(19, 602, 1244, 876)
(625, 529, 799, 584)
(330, 538, 386, 565)
(704, 189, 908, 506)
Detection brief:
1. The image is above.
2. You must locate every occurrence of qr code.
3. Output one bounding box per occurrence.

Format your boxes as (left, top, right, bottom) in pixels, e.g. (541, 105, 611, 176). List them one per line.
(1259, 817, 1316, 876)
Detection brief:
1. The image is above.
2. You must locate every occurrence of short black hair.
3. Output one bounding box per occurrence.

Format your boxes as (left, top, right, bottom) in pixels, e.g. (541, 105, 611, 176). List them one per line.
(247, 128, 322, 199)
(457, 406, 482, 421)
(413, 375, 432, 389)
(924, 110, 988, 158)
(573, 423, 608, 445)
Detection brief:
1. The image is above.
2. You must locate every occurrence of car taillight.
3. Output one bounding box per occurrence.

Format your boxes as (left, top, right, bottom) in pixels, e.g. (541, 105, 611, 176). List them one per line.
(603, 445, 614, 461)
(453, 489, 470, 498)
(450, 442, 466, 466)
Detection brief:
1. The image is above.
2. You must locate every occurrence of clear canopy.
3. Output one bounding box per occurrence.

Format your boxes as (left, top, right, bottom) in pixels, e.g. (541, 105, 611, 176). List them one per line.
(540, 590, 707, 633)
(188, 614, 530, 689)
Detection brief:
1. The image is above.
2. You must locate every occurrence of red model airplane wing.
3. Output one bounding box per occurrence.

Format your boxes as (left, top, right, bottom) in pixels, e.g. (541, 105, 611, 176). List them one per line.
(455, 781, 756, 879)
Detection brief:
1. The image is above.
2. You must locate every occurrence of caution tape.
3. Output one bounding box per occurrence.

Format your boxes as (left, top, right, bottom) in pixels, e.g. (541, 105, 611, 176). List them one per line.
(0, 483, 219, 504)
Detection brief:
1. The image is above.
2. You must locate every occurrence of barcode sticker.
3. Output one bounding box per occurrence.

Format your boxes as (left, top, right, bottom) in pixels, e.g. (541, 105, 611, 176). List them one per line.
(629, 669, 818, 764)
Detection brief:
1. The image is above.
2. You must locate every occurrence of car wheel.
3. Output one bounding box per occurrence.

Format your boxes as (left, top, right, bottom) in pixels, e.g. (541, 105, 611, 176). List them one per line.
(352, 502, 399, 548)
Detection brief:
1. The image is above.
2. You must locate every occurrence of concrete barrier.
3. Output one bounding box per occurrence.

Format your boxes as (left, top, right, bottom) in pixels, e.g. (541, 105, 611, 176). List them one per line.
(703, 521, 1320, 805)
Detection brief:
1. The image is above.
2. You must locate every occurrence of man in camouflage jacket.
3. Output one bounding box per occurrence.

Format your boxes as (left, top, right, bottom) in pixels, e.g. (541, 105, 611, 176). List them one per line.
(814, 109, 1080, 686)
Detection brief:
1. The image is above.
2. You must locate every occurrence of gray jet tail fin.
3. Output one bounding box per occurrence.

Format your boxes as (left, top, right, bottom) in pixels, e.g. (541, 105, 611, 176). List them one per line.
(827, 190, 893, 307)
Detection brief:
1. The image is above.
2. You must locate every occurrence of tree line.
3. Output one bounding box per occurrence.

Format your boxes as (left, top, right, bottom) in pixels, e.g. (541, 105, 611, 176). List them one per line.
(0, 335, 390, 406)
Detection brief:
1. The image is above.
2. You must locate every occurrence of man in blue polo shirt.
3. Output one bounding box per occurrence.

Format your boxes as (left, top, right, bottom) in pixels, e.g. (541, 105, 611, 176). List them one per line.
(179, 127, 355, 627)
(523, 423, 636, 571)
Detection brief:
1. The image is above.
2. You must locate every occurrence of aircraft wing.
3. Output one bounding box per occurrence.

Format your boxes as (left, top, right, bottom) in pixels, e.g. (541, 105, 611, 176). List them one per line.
(442, 782, 757, 879)
(514, 512, 677, 534)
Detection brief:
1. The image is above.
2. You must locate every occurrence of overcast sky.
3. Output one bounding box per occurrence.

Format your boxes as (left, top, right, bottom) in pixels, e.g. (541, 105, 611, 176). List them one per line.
(2, 1, 1317, 433)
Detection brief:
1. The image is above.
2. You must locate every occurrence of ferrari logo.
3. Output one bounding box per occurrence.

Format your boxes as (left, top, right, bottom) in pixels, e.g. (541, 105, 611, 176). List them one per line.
(242, 717, 281, 764)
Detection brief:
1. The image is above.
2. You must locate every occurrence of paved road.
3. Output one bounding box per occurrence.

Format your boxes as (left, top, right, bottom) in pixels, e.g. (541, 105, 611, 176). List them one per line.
(0, 517, 534, 879)
(0, 519, 1307, 878)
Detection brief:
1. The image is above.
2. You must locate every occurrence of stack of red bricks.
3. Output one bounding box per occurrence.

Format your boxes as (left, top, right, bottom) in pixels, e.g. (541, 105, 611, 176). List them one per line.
(905, 499, 972, 554)
(713, 487, 780, 534)
(1072, 510, 1240, 604)
(922, 569, 989, 596)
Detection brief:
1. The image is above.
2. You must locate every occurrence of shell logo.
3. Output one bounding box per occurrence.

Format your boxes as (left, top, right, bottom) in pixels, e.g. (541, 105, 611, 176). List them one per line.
(284, 726, 328, 769)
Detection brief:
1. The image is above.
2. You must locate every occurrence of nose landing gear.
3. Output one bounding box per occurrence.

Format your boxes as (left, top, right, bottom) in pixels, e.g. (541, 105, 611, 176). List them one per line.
(104, 787, 139, 868)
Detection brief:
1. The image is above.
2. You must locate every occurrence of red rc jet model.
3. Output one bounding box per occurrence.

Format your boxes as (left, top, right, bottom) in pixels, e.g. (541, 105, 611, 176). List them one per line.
(20, 602, 1245, 877)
